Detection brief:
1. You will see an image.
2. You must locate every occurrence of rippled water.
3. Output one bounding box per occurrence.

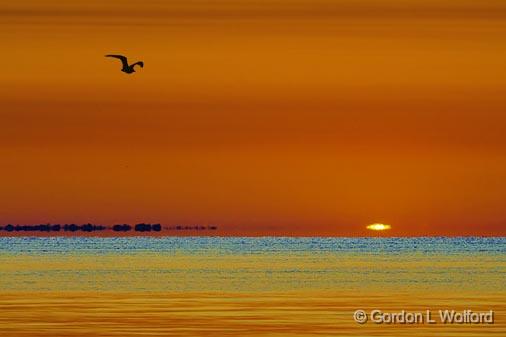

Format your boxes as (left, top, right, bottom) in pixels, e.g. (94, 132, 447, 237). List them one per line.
(0, 237, 504, 292)
(1, 236, 505, 254)
(1, 237, 505, 336)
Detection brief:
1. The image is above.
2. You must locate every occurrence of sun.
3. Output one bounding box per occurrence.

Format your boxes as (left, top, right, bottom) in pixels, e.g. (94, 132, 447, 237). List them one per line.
(366, 223, 391, 231)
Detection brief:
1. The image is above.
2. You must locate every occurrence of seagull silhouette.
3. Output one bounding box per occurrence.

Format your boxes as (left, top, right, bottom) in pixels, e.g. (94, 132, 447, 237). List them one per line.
(105, 54, 144, 74)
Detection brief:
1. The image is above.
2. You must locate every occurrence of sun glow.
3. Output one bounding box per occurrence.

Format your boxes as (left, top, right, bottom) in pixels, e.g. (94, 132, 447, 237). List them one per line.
(366, 223, 391, 231)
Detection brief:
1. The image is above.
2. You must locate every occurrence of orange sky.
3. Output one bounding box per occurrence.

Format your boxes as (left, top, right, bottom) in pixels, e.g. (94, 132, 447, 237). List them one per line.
(1, 0, 506, 236)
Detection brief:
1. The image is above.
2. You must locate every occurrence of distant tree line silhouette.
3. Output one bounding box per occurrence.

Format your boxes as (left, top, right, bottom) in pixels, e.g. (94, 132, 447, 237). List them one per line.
(112, 223, 161, 232)
(0, 224, 106, 232)
(0, 223, 218, 233)
(166, 225, 218, 231)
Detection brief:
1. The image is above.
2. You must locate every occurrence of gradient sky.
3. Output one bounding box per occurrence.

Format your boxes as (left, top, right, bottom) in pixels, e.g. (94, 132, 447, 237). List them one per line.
(1, 0, 506, 236)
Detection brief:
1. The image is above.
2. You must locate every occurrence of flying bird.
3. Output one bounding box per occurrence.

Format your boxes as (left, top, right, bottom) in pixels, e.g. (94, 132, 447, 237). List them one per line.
(105, 54, 144, 74)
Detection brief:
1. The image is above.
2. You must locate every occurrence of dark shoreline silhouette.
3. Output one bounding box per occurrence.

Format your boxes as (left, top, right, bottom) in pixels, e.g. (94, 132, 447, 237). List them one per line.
(0, 223, 217, 233)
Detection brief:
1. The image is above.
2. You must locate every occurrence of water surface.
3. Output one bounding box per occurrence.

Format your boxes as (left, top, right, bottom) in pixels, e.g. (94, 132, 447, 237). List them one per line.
(0, 237, 504, 336)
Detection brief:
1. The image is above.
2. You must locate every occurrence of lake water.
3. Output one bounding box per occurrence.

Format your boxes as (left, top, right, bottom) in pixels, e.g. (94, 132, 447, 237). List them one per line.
(0, 237, 505, 336)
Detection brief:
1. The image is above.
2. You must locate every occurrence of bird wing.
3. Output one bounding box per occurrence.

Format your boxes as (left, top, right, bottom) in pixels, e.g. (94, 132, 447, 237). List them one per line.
(131, 61, 144, 69)
(105, 54, 129, 69)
